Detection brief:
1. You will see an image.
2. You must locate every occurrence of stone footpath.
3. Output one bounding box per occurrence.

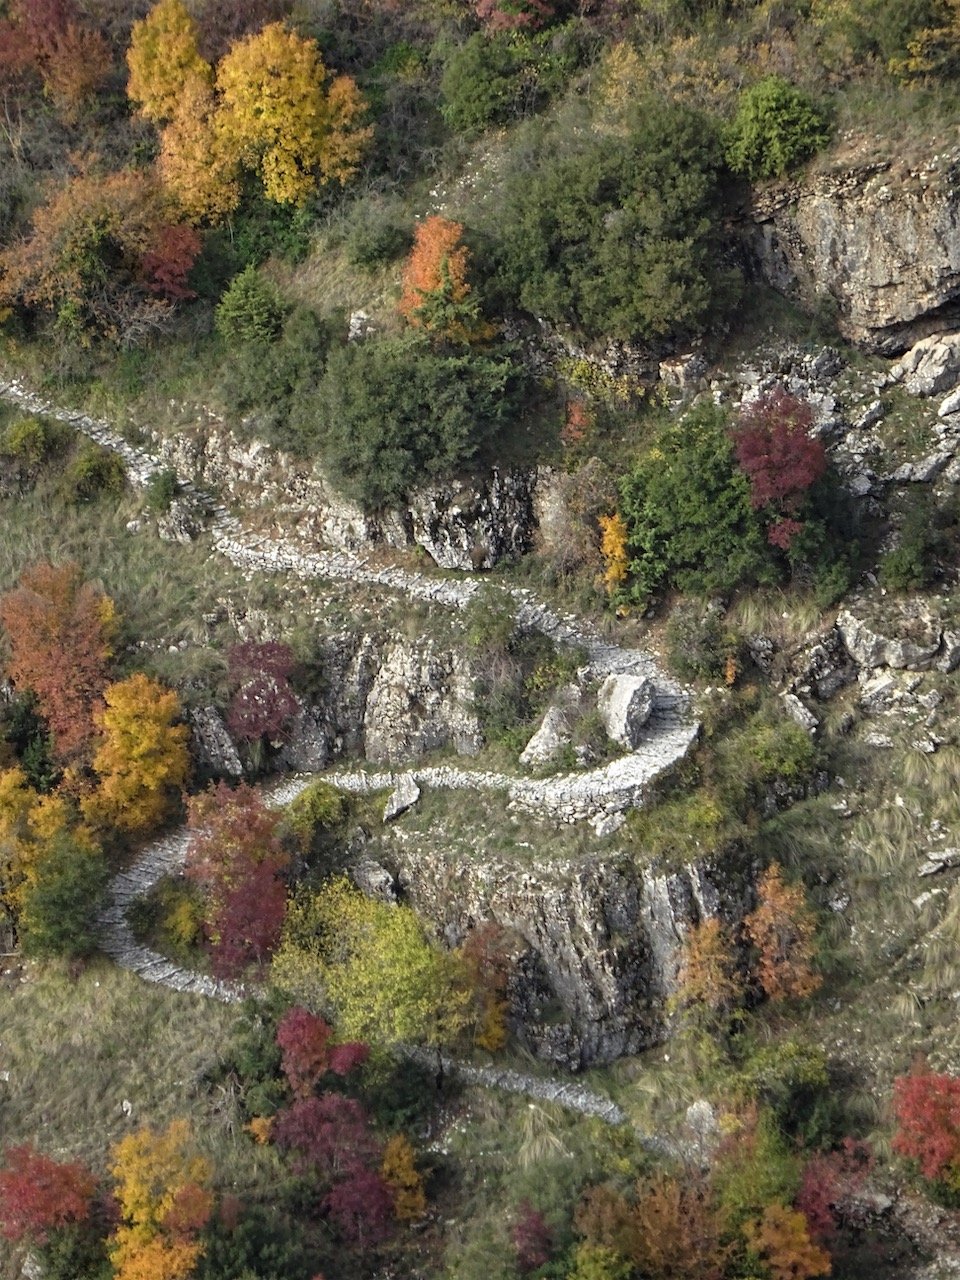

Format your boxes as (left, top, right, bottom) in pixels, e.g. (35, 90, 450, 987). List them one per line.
(6, 377, 697, 1123)
(0, 377, 698, 823)
(96, 775, 639, 1129)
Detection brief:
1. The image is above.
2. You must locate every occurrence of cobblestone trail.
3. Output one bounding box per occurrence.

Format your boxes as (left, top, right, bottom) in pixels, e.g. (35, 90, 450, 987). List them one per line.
(0, 376, 698, 823)
(6, 378, 691, 1128)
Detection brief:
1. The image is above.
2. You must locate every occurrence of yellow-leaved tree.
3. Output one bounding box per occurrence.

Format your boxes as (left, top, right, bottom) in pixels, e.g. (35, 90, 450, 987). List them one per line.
(159, 76, 241, 224)
(126, 0, 213, 124)
(272, 876, 472, 1049)
(83, 673, 189, 835)
(109, 1119, 213, 1280)
(215, 22, 371, 205)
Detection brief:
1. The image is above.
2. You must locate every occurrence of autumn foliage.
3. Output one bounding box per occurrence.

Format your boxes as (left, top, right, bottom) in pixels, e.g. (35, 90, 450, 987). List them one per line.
(84, 673, 190, 835)
(185, 782, 288, 977)
(744, 863, 821, 1002)
(733, 389, 827, 552)
(475, 0, 556, 32)
(276, 1006, 369, 1098)
(575, 1172, 729, 1280)
(0, 561, 116, 762)
(743, 1202, 831, 1280)
(0, 168, 189, 343)
(216, 22, 371, 206)
(0, 1143, 96, 1245)
(109, 1120, 212, 1280)
(381, 1135, 426, 1223)
(892, 1068, 960, 1192)
(676, 916, 745, 1015)
(126, 0, 212, 124)
(398, 215, 488, 341)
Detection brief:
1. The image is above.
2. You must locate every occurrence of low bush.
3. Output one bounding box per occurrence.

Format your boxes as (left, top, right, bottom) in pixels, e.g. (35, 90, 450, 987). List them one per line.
(314, 334, 528, 508)
(726, 76, 831, 180)
(145, 467, 180, 513)
(619, 403, 776, 603)
(215, 265, 287, 349)
(494, 101, 736, 343)
(62, 443, 126, 503)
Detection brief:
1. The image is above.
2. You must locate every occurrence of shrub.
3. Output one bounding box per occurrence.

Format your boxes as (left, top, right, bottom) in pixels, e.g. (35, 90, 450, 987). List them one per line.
(744, 863, 821, 1003)
(215, 264, 286, 348)
(18, 833, 110, 959)
(282, 780, 348, 852)
(733, 389, 827, 551)
(880, 493, 960, 591)
(346, 206, 413, 268)
(1, 416, 63, 467)
(892, 1068, 960, 1199)
(619, 402, 776, 602)
(145, 466, 180, 513)
(726, 77, 831, 181)
(440, 33, 529, 136)
(495, 102, 735, 342)
(315, 334, 527, 508)
(63, 443, 126, 503)
(665, 601, 742, 682)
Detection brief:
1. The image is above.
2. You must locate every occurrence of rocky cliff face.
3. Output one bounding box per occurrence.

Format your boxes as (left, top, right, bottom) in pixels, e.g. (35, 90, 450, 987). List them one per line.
(190, 628, 483, 776)
(152, 418, 539, 570)
(747, 143, 960, 353)
(387, 843, 754, 1069)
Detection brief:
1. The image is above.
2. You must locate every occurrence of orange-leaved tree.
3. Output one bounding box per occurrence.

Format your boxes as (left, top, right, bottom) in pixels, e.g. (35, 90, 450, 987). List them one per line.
(0, 167, 181, 344)
(398, 215, 489, 342)
(215, 22, 371, 206)
(126, 0, 213, 124)
(158, 76, 241, 224)
(109, 1119, 213, 1280)
(675, 916, 745, 1017)
(380, 1134, 427, 1222)
(744, 862, 821, 1002)
(83, 673, 189, 835)
(0, 561, 117, 762)
(743, 1203, 831, 1280)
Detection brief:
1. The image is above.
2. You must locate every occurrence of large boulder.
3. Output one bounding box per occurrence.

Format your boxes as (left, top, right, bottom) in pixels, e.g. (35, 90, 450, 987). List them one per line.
(597, 674, 655, 749)
(837, 602, 947, 671)
(890, 332, 960, 397)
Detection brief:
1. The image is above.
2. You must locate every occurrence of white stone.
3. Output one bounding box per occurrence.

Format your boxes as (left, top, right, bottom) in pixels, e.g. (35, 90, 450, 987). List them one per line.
(781, 692, 819, 735)
(383, 774, 421, 822)
(520, 704, 572, 767)
(939, 386, 960, 416)
(597, 675, 655, 749)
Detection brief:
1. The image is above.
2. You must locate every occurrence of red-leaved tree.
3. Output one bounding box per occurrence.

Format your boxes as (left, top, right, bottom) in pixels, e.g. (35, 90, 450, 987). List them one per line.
(795, 1138, 873, 1243)
(185, 781, 289, 977)
(276, 1006, 368, 1099)
(324, 1168, 394, 1246)
(892, 1068, 960, 1188)
(225, 640, 299, 746)
(733, 388, 827, 552)
(512, 1200, 553, 1273)
(0, 1144, 96, 1245)
(141, 224, 201, 301)
(272, 1094, 381, 1179)
(475, 0, 556, 31)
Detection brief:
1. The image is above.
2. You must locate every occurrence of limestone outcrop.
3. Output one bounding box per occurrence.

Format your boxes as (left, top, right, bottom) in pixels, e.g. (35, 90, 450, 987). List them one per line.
(390, 843, 754, 1068)
(747, 143, 960, 353)
(151, 418, 539, 571)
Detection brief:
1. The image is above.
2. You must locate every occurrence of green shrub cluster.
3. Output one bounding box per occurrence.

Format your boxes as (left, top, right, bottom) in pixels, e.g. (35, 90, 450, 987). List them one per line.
(63, 441, 126, 503)
(314, 334, 529, 508)
(493, 102, 737, 342)
(215, 265, 287, 348)
(619, 403, 776, 603)
(725, 76, 831, 180)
